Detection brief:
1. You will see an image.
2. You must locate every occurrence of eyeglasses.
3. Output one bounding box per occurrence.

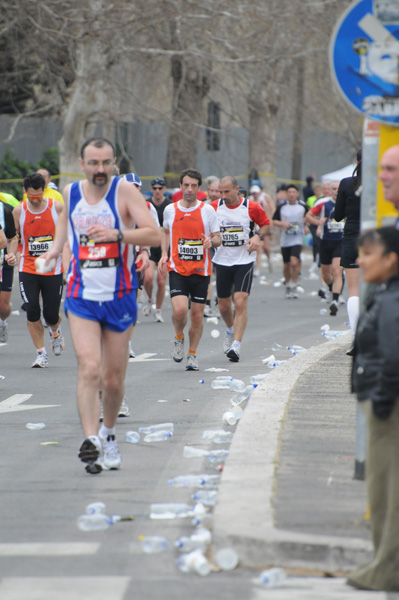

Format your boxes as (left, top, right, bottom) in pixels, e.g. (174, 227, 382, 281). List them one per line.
(85, 159, 115, 168)
(152, 186, 164, 190)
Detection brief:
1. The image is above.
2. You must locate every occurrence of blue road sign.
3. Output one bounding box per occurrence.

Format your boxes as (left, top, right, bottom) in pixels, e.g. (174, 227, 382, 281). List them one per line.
(330, 0, 399, 126)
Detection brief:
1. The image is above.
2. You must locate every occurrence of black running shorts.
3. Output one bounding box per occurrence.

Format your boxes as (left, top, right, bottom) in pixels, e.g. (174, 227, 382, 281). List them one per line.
(169, 271, 210, 304)
(215, 262, 254, 298)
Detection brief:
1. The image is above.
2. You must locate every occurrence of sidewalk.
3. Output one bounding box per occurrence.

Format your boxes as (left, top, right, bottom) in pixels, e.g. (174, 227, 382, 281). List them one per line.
(213, 334, 373, 573)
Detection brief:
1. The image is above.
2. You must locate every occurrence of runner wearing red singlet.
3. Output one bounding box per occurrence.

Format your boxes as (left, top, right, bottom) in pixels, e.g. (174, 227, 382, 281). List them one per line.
(6, 172, 64, 368)
(159, 168, 221, 371)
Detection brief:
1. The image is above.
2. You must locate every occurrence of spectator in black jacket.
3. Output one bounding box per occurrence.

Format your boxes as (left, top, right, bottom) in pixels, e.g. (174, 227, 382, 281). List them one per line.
(348, 227, 399, 592)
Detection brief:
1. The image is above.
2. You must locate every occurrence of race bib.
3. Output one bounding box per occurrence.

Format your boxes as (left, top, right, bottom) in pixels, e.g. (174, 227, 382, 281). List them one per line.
(327, 220, 344, 233)
(28, 235, 53, 257)
(79, 234, 120, 269)
(286, 223, 300, 236)
(178, 238, 204, 261)
(220, 225, 246, 246)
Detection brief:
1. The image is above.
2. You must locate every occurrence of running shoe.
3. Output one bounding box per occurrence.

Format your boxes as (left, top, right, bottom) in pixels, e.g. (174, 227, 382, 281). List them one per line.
(118, 396, 130, 417)
(227, 341, 240, 362)
(329, 300, 338, 316)
(31, 353, 49, 368)
(0, 321, 8, 343)
(346, 345, 355, 357)
(223, 330, 234, 354)
(291, 285, 298, 299)
(253, 268, 260, 277)
(171, 336, 184, 362)
(142, 299, 152, 317)
(99, 432, 121, 470)
(128, 341, 136, 358)
(154, 309, 164, 323)
(285, 286, 293, 299)
(318, 287, 327, 300)
(78, 435, 102, 474)
(186, 354, 199, 371)
(203, 305, 213, 318)
(50, 328, 65, 356)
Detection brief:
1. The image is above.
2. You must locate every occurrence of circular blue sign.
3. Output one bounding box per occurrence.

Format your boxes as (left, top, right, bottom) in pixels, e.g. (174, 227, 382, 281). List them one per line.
(330, 0, 399, 126)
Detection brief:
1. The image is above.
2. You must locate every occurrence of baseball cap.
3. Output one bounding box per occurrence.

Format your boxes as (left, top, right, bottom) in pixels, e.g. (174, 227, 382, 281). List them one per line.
(250, 185, 261, 194)
(151, 177, 166, 187)
(123, 173, 142, 187)
(251, 179, 263, 188)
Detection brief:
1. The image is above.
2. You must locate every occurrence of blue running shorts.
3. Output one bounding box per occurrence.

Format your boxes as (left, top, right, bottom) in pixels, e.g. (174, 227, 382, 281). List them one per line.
(65, 293, 137, 332)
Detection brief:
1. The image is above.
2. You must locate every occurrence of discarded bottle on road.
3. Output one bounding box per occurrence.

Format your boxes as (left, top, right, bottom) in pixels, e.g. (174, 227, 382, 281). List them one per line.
(143, 430, 172, 442)
(77, 513, 115, 532)
(202, 430, 233, 444)
(176, 549, 211, 576)
(211, 378, 232, 389)
(86, 502, 106, 515)
(26, 422, 46, 430)
(150, 503, 195, 520)
(139, 422, 174, 435)
(231, 406, 243, 421)
(256, 567, 287, 588)
(183, 446, 209, 458)
(228, 378, 246, 392)
(192, 513, 213, 529)
(206, 316, 218, 325)
(223, 411, 238, 425)
(320, 308, 328, 316)
(214, 547, 239, 571)
(192, 490, 218, 506)
(271, 343, 283, 352)
(207, 449, 229, 463)
(287, 345, 307, 355)
(168, 474, 221, 488)
(125, 431, 140, 444)
(249, 373, 267, 385)
(139, 535, 169, 554)
(267, 359, 286, 368)
(175, 528, 212, 553)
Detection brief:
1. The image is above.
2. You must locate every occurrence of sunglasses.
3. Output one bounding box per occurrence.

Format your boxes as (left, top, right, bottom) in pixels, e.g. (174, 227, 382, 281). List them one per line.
(26, 192, 44, 199)
(152, 186, 164, 190)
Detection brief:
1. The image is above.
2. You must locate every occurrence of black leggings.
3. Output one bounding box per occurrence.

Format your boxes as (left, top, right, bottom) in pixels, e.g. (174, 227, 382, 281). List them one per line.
(19, 272, 63, 325)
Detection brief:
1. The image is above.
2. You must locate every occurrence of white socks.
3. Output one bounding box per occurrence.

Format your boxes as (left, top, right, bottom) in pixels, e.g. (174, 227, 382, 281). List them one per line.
(347, 296, 359, 335)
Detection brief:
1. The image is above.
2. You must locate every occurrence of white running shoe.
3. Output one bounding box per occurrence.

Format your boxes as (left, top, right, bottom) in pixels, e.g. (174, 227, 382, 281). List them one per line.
(142, 300, 152, 317)
(78, 435, 102, 474)
(0, 321, 8, 343)
(99, 432, 121, 470)
(154, 309, 164, 323)
(186, 354, 199, 371)
(32, 353, 48, 368)
(285, 286, 293, 299)
(128, 341, 136, 358)
(118, 396, 130, 417)
(291, 285, 298, 299)
(171, 337, 184, 362)
(227, 341, 240, 362)
(203, 305, 213, 318)
(50, 328, 65, 356)
(223, 331, 234, 354)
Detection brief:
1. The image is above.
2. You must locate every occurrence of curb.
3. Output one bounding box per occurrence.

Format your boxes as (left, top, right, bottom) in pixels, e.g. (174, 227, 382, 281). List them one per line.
(212, 332, 373, 571)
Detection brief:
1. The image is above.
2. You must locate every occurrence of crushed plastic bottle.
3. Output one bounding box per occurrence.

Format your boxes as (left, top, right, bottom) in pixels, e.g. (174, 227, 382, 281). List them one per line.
(77, 513, 115, 531)
(192, 513, 213, 529)
(206, 317, 219, 325)
(125, 431, 140, 444)
(139, 535, 169, 554)
(287, 345, 307, 355)
(223, 411, 237, 426)
(211, 377, 232, 389)
(176, 549, 211, 576)
(249, 373, 267, 385)
(256, 567, 287, 588)
(26, 422, 46, 430)
(175, 528, 212, 553)
(169, 474, 221, 488)
(271, 343, 283, 352)
(86, 502, 106, 514)
(231, 406, 243, 421)
(266, 359, 286, 368)
(143, 430, 172, 442)
(320, 323, 330, 332)
(323, 330, 348, 340)
(150, 503, 195, 519)
(214, 547, 239, 571)
(139, 422, 174, 435)
(228, 378, 246, 392)
(192, 490, 218, 506)
(183, 446, 209, 459)
(320, 308, 328, 316)
(230, 392, 247, 406)
(202, 430, 233, 444)
(262, 353, 275, 364)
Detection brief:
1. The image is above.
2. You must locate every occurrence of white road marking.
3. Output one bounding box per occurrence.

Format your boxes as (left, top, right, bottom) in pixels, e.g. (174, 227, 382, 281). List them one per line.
(129, 352, 168, 362)
(0, 577, 130, 600)
(0, 543, 99, 556)
(0, 394, 60, 414)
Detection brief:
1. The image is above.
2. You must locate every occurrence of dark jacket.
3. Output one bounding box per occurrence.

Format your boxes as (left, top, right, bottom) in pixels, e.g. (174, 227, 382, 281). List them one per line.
(352, 277, 399, 418)
(334, 176, 360, 239)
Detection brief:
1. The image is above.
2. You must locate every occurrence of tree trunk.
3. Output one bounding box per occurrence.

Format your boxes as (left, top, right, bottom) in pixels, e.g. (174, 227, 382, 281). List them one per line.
(291, 55, 305, 183)
(248, 90, 279, 196)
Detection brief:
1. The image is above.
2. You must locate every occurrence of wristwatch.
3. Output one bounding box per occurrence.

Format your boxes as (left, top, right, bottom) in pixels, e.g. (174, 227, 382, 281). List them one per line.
(117, 229, 124, 243)
(257, 233, 264, 241)
(141, 248, 150, 254)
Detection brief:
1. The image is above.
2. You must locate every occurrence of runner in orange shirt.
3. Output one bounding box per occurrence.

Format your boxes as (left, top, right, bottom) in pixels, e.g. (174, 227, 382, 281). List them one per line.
(159, 169, 221, 371)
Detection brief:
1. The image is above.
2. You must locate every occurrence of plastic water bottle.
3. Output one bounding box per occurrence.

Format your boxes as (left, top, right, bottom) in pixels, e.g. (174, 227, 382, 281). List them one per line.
(77, 513, 115, 531)
(320, 308, 328, 316)
(192, 490, 218, 506)
(150, 503, 194, 519)
(262, 353, 275, 364)
(214, 547, 239, 571)
(85, 502, 106, 514)
(183, 446, 209, 458)
(256, 567, 287, 588)
(192, 513, 213, 529)
(229, 378, 246, 392)
(202, 430, 233, 444)
(271, 343, 283, 351)
(321, 324, 330, 332)
(287, 345, 306, 355)
(211, 378, 232, 389)
(26, 422, 46, 430)
(175, 528, 212, 553)
(139, 535, 169, 554)
(207, 449, 229, 463)
(267, 359, 286, 368)
(143, 430, 172, 442)
(125, 431, 140, 444)
(231, 406, 243, 421)
(168, 474, 221, 488)
(139, 422, 174, 434)
(176, 549, 211, 576)
(223, 411, 237, 425)
(249, 373, 267, 385)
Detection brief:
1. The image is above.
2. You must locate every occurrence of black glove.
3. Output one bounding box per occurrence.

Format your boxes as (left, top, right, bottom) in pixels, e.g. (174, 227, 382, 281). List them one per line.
(372, 399, 394, 420)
